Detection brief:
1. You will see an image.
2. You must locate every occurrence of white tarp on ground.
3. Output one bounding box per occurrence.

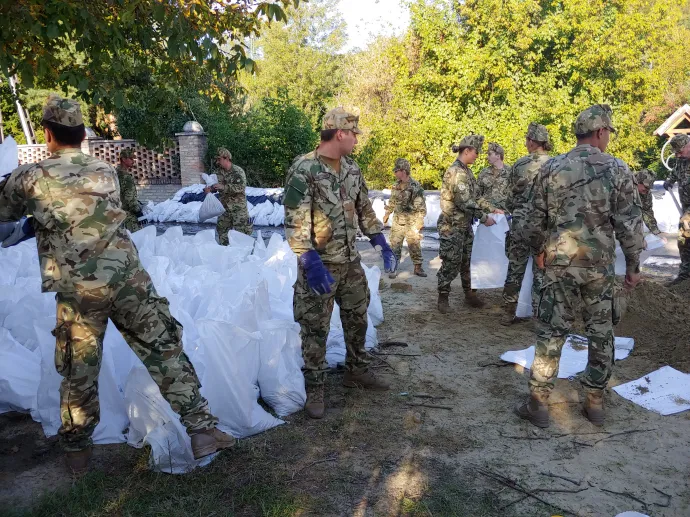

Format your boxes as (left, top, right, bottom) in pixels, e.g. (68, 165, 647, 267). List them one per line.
(613, 366, 690, 416)
(0, 227, 383, 473)
(500, 335, 635, 378)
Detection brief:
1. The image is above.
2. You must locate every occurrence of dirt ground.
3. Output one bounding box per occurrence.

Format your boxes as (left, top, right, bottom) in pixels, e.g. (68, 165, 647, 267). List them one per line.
(2, 243, 689, 517)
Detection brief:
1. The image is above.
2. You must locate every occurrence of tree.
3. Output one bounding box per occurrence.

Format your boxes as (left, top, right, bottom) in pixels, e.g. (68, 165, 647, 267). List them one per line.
(0, 1, 302, 112)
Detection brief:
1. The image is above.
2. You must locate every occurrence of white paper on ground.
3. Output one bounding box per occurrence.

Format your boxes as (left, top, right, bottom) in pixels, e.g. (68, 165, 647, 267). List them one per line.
(613, 366, 690, 416)
(643, 256, 680, 267)
(614, 513, 650, 517)
(500, 335, 634, 379)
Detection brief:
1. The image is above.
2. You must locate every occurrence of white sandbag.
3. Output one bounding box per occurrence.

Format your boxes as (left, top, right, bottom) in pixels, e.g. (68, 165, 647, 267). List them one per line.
(201, 173, 218, 186)
(33, 324, 63, 436)
(470, 214, 510, 289)
(198, 193, 225, 223)
(0, 136, 18, 177)
(0, 328, 40, 413)
(515, 256, 534, 318)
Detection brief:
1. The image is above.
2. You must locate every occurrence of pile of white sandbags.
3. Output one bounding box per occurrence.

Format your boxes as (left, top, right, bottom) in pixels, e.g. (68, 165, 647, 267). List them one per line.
(0, 227, 382, 473)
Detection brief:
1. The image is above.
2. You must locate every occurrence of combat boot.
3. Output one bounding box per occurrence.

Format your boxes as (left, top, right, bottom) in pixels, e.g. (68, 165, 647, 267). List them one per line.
(191, 428, 236, 459)
(464, 290, 486, 309)
(583, 390, 605, 426)
(305, 384, 325, 419)
(389, 270, 398, 279)
(343, 370, 390, 391)
(414, 265, 427, 277)
(65, 446, 92, 475)
(437, 292, 450, 314)
(514, 391, 550, 428)
(500, 302, 518, 326)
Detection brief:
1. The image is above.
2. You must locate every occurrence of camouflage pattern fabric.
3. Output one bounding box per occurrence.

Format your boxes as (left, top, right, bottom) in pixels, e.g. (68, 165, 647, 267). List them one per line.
(42, 94, 83, 126)
(293, 259, 370, 385)
(437, 224, 475, 294)
(477, 164, 511, 211)
(214, 164, 252, 243)
(55, 263, 217, 451)
(667, 158, 690, 211)
(666, 158, 690, 278)
(530, 265, 615, 393)
(456, 134, 484, 153)
(119, 147, 135, 159)
(573, 104, 616, 135)
(678, 211, 690, 280)
(321, 107, 362, 134)
(393, 158, 411, 173)
(116, 166, 142, 233)
(284, 149, 383, 264)
(0, 149, 140, 293)
(386, 178, 426, 265)
(669, 134, 690, 153)
(526, 122, 550, 143)
(634, 169, 659, 234)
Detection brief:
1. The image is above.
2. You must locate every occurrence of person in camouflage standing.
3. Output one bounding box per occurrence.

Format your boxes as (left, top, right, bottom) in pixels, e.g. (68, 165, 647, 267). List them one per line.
(116, 147, 142, 233)
(213, 147, 253, 244)
(664, 134, 690, 285)
(0, 95, 233, 473)
(500, 123, 553, 326)
(383, 158, 428, 278)
(477, 142, 511, 211)
(284, 107, 397, 419)
(635, 169, 661, 235)
(516, 105, 643, 428)
(437, 135, 502, 313)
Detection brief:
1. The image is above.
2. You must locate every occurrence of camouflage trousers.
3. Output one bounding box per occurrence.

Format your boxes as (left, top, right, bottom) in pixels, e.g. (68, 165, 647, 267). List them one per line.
(502, 237, 543, 313)
(530, 265, 615, 394)
(216, 204, 253, 245)
(293, 259, 370, 385)
(437, 224, 474, 294)
(54, 265, 217, 451)
(677, 211, 690, 280)
(390, 219, 423, 265)
(122, 213, 141, 233)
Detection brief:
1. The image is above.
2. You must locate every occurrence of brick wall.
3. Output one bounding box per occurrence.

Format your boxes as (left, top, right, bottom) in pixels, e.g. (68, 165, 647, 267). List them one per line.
(137, 184, 181, 203)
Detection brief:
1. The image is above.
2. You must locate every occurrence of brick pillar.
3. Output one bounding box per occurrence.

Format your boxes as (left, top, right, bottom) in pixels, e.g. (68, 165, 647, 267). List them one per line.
(82, 136, 102, 155)
(176, 131, 208, 186)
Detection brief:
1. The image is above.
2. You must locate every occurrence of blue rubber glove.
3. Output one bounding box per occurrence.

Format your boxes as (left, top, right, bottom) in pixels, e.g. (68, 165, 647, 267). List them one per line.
(370, 233, 397, 273)
(1, 217, 35, 248)
(299, 250, 335, 295)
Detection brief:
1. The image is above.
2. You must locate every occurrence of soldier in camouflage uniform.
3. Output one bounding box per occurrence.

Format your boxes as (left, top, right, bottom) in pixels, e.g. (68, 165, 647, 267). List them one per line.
(437, 135, 502, 313)
(635, 169, 661, 235)
(284, 107, 397, 419)
(500, 123, 553, 325)
(116, 147, 142, 233)
(213, 148, 253, 244)
(0, 95, 233, 473)
(516, 105, 643, 428)
(664, 134, 690, 285)
(383, 158, 427, 278)
(477, 142, 511, 211)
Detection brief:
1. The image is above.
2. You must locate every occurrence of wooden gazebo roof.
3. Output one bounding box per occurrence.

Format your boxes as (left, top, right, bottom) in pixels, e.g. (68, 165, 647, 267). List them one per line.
(654, 104, 690, 137)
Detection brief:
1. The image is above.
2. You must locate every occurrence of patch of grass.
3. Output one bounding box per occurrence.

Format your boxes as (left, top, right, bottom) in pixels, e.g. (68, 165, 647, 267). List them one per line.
(411, 482, 507, 517)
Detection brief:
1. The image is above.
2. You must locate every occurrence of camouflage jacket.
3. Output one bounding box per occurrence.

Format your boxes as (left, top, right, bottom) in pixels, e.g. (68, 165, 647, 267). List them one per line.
(437, 159, 496, 234)
(639, 190, 660, 234)
(477, 164, 511, 211)
(116, 166, 142, 231)
(214, 164, 247, 207)
(0, 148, 139, 293)
(667, 158, 690, 211)
(507, 150, 551, 222)
(384, 178, 426, 225)
(520, 144, 643, 273)
(283, 149, 383, 264)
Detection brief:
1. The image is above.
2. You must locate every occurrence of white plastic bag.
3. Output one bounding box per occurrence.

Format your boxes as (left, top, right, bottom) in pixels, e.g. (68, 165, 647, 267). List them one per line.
(470, 214, 510, 289)
(0, 328, 40, 413)
(198, 193, 225, 223)
(201, 173, 218, 186)
(515, 257, 535, 318)
(0, 136, 18, 177)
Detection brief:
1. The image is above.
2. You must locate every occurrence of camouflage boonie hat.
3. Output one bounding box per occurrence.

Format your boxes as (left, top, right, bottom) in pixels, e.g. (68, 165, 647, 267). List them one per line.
(42, 94, 83, 127)
(573, 104, 617, 135)
(487, 142, 504, 157)
(457, 134, 485, 153)
(322, 107, 362, 135)
(393, 158, 411, 173)
(119, 148, 135, 159)
(526, 122, 550, 143)
(216, 147, 232, 160)
(635, 169, 656, 190)
(670, 134, 690, 153)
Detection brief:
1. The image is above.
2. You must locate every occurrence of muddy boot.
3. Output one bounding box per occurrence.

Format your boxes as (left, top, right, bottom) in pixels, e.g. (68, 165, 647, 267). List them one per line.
(343, 370, 390, 391)
(389, 270, 398, 279)
(514, 392, 550, 428)
(304, 384, 325, 419)
(414, 265, 427, 277)
(464, 290, 486, 309)
(191, 427, 235, 459)
(65, 446, 92, 475)
(437, 292, 450, 314)
(583, 390, 605, 426)
(500, 302, 518, 326)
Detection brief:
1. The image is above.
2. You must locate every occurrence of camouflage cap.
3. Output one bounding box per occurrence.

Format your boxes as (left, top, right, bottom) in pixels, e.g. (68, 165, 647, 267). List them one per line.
(457, 134, 485, 153)
(670, 134, 690, 153)
(119, 148, 135, 159)
(526, 122, 550, 143)
(216, 147, 232, 160)
(635, 169, 656, 189)
(322, 107, 362, 135)
(41, 94, 83, 127)
(393, 158, 411, 173)
(573, 104, 617, 135)
(487, 142, 504, 157)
